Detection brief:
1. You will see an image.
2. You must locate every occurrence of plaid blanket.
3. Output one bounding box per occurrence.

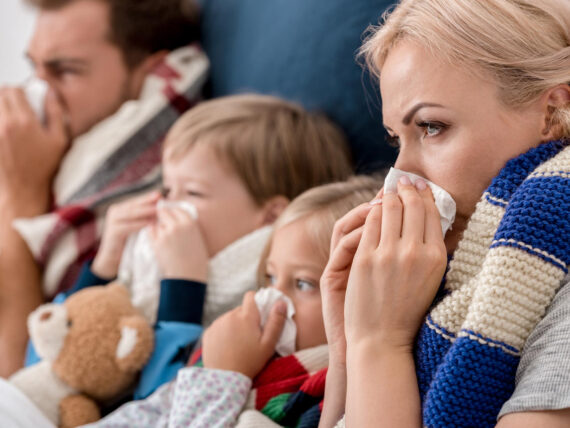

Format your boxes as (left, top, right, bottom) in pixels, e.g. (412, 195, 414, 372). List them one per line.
(13, 45, 209, 298)
(190, 344, 329, 427)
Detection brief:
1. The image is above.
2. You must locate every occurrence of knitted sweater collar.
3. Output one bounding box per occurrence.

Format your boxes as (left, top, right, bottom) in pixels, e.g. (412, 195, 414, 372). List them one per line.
(416, 140, 570, 427)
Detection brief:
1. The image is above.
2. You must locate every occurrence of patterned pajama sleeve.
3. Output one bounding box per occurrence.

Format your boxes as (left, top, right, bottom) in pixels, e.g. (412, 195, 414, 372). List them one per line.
(81, 367, 252, 428)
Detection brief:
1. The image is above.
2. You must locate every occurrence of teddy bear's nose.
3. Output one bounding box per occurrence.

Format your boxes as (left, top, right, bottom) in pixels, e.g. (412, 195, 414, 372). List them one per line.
(40, 311, 52, 322)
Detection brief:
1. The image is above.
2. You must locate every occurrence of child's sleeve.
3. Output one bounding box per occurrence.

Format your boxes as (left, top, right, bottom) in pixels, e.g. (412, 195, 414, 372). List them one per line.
(134, 279, 207, 399)
(81, 381, 175, 427)
(64, 260, 115, 297)
(169, 367, 252, 427)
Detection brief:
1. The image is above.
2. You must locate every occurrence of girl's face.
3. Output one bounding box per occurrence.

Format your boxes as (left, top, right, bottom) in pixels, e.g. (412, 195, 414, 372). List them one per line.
(162, 144, 268, 257)
(380, 41, 548, 251)
(264, 218, 328, 351)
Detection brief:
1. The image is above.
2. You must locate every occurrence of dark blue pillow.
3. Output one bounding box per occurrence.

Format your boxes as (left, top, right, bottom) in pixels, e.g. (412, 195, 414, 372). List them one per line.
(200, 0, 396, 172)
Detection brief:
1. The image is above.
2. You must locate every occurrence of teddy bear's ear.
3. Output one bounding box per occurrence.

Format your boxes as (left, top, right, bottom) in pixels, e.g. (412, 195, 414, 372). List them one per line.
(115, 315, 154, 372)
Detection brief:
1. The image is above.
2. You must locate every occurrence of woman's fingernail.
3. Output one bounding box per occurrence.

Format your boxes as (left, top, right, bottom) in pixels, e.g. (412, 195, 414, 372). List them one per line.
(415, 179, 427, 191)
(369, 198, 383, 206)
(399, 175, 412, 186)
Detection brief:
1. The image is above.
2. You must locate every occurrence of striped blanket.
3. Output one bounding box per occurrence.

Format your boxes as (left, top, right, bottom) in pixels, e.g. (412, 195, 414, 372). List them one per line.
(13, 45, 209, 298)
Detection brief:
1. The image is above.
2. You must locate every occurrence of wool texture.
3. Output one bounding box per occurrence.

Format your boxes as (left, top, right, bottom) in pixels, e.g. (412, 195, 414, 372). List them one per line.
(416, 140, 570, 427)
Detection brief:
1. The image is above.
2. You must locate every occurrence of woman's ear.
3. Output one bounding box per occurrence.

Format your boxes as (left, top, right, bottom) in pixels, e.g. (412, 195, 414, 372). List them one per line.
(260, 196, 290, 226)
(540, 84, 570, 141)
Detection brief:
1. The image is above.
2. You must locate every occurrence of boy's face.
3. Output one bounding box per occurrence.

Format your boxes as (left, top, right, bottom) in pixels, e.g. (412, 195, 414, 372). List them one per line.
(162, 144, 268, 257)
(264, 218, 328, 351)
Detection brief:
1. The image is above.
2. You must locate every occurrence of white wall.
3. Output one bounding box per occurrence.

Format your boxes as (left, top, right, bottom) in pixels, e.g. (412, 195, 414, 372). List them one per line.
(0, 0, 36, 84)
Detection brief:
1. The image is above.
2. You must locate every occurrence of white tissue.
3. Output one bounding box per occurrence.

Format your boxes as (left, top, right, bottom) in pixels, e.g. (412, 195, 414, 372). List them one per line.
(254, 288, 296, 356)
(157, 200, 198, 219)
(23, 78, 48, 123)
(117, 199, 199, 323)
(383, 167, 456, 236)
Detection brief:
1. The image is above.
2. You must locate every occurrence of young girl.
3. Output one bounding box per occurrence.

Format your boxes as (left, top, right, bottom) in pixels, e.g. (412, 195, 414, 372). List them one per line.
(41, 94, 354, 399)
(85, 175, 383, 428)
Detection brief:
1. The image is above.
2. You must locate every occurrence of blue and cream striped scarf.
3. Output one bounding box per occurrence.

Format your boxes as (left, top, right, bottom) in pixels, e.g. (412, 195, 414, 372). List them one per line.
(416, 139, 570, 428)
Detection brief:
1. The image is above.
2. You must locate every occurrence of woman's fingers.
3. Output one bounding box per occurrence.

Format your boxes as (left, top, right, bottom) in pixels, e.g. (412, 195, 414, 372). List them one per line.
(326, 226, 364, 274)
(330, 203, 373, 251)
(357, 202, 382, 252)
(398, 177, 426, 243)
(419, 184, 444, 243)
(379, 190, 403, 246)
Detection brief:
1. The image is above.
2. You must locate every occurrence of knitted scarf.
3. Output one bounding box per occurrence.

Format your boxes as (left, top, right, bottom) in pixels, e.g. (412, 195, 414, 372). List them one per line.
(190, 344, 329, 427)
(12, 46, 209, 298)
(416, 140, 570, 427)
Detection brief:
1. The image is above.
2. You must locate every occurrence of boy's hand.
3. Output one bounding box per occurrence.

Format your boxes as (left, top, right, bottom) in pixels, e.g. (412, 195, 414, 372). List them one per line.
(201, 291, 287, 379)
(92, 191, 160, 278)
(149, 205, 209, 282)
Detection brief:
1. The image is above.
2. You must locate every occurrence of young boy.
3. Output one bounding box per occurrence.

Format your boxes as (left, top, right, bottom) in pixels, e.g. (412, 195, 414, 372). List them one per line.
(68, 94, 354, 398)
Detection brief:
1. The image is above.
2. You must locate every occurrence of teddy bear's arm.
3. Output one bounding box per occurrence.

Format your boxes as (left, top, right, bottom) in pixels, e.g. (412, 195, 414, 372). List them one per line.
(59, 394, 100, 428)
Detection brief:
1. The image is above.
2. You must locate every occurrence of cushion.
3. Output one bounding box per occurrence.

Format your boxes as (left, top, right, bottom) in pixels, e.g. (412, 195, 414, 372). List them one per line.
(200, 0, 396, 172)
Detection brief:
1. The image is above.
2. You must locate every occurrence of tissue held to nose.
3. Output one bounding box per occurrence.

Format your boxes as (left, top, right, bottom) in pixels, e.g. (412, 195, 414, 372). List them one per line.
(254, 288, 297, 356)
(383, 167, 456, 236)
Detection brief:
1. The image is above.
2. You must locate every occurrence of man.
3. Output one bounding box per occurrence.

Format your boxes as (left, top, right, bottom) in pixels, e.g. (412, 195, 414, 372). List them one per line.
(0, 0, 206, 376)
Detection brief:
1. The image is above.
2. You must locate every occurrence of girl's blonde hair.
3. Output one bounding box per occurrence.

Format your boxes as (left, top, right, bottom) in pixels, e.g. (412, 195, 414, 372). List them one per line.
(257, 175, 383, 286)
(163, 94, 354, 205)
(359, 0, 570, 138)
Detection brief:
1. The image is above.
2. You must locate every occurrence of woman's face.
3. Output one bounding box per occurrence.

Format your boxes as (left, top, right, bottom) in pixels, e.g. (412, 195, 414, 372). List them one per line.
(380, 41, 547, 251)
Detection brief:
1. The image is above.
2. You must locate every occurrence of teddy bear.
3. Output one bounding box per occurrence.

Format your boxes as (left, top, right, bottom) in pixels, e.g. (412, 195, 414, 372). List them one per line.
(10, 283, 154, 428)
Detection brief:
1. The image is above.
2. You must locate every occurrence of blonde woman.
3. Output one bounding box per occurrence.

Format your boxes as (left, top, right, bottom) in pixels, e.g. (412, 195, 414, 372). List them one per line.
(320, 1, 570, 427)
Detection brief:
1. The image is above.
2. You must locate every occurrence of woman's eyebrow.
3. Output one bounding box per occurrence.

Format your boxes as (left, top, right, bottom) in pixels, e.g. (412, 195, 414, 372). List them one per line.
(402, 102, 444, 124)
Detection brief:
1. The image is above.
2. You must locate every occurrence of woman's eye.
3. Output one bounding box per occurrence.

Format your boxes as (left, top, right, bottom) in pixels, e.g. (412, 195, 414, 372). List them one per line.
(160, 187, 170, 198)
(296, 279, 316, 292)
(418, 121, 447, 138)
(185, 190, 203, 197)
(386, 134, 401, 148)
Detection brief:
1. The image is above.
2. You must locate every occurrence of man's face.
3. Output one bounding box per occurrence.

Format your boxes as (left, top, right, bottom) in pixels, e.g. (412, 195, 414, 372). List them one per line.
(27, 0, 143, 138)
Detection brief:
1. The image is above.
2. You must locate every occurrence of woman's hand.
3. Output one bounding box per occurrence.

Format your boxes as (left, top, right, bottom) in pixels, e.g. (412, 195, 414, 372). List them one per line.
(201, 292, 287, 379)
(345, 177, 447, 353)
(320, 194, 380, 366)
(92, 191, 160, 278)
(149, 205, 209, 282)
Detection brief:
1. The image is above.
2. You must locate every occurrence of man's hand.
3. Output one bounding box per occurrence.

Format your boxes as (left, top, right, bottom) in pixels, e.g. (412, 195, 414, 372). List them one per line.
(0, 86, 69, 213)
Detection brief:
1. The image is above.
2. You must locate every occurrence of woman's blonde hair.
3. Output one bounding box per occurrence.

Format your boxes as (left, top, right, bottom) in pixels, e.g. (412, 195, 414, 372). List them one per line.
(257, 175, 383, 286)
(163, 94, 354, 205)
(359, 0, 570, 138)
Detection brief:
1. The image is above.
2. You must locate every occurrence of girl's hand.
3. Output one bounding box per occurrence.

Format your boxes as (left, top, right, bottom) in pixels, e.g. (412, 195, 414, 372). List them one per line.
(320, 196, 380, 365)
(149, 205, 209, 282)
(202, 291, 287, 379)
(345, 178, 447, 353)
(92, 191, 160, 278)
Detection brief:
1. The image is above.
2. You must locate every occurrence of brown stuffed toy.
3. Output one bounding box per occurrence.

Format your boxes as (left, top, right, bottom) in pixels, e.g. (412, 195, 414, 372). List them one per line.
(10, 283, 154, 428)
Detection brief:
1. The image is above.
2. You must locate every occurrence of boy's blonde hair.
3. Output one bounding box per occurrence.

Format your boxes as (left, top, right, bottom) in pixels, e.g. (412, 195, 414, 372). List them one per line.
(257, 175, 383, 286)
(163, 94, 354, 205)
(359, 0, 570, 139)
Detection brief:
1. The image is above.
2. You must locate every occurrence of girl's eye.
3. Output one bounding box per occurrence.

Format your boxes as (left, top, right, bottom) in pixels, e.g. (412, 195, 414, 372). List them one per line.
(185, 190, 203, 197)
(296, 279, 316, 292)
(386, 134, 401, 148)
(161, 187, 170, 198)
(417, 121, 447, 138)
(265, 274, 277, 286)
